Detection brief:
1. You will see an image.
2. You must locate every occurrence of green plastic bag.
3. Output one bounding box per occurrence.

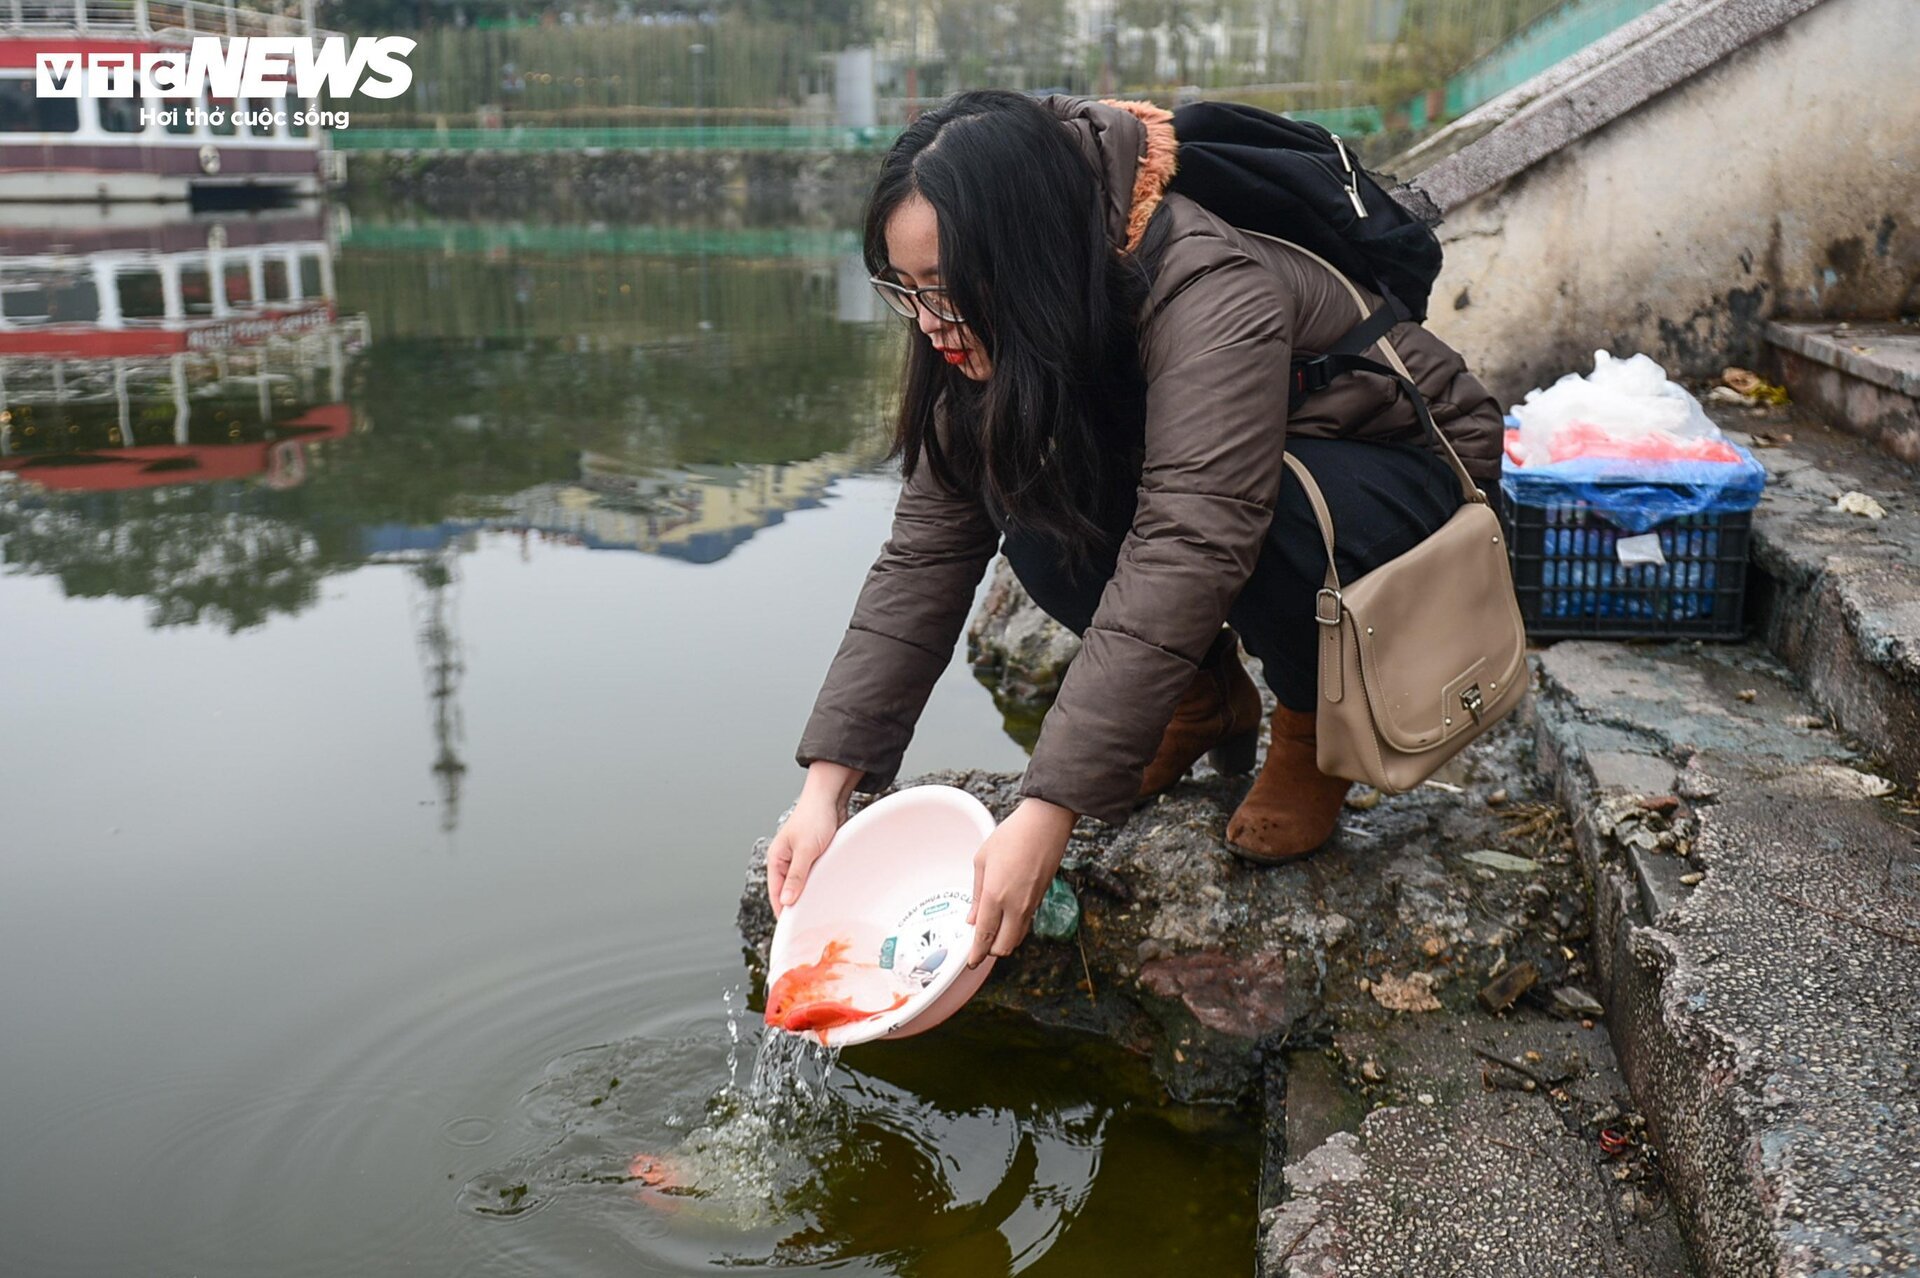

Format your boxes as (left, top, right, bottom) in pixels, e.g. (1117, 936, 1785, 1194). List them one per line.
(1031, 875, 1081, 941)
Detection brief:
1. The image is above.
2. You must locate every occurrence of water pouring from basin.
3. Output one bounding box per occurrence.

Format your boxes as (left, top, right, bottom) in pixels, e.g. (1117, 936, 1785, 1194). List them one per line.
(614, 788, 999, 1214)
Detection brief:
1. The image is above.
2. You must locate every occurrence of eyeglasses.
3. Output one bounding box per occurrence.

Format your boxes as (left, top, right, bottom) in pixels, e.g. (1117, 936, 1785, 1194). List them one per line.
(869, 275, 964, 325)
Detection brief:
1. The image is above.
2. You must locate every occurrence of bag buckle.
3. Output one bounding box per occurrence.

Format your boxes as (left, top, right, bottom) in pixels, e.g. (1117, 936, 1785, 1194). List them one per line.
(1293, 354, 1334, 400)
(1460, 684, 1485, 721)
(1314, 588, 1343, 627)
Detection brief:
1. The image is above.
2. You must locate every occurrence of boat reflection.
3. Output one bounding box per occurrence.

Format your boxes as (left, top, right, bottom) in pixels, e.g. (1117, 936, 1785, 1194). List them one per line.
(0, 203, 362, 489)
(0, 0, 340, 206)
(1, 204, 894, 568)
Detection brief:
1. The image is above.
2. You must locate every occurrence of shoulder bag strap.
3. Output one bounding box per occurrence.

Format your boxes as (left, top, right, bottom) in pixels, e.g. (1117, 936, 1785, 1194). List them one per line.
(1281, 451, 1351, 706)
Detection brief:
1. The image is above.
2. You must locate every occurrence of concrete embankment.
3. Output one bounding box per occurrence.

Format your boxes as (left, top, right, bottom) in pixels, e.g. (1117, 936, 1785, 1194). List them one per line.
(1533, 637, 1917, 1277)
(1514, 400, 1920, 1275)
(1737, 409, 1920, 787)
(1400, 0, 1920, 403)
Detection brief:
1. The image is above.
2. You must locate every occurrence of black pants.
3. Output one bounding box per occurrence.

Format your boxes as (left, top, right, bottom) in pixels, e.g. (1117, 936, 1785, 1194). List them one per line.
(1002, 438, 1464, 712)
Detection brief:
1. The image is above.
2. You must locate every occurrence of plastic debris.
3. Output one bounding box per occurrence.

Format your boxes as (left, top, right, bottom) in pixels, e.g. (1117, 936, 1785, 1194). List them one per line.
(1835, 491, 1887, 520)
(1592, 795, 1690, 855)
(1031, 875, 1081, 941)
(1720, 366, 1790, 405)
(1502, 353, 1767, 534)
(1550, 986, 1606, 1019)
(1798, 764, 1897, 798)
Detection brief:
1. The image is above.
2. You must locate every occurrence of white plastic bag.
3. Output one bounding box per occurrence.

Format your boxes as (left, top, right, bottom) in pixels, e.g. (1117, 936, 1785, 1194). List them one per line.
(1511, 351, 1720, 467)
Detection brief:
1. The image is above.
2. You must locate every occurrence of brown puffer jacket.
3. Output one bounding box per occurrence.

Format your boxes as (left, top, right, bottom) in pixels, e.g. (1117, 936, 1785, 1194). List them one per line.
(796, 95, 1506, 827)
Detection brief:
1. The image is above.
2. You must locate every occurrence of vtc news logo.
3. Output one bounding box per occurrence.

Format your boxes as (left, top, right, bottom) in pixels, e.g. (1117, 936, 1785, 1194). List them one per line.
(34, 36, 415, 99)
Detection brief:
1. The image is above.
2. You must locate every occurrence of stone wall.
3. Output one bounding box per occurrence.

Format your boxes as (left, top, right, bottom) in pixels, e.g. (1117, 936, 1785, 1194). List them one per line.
(1403, 0, 1920, 403)
(343, 148, 879, 223)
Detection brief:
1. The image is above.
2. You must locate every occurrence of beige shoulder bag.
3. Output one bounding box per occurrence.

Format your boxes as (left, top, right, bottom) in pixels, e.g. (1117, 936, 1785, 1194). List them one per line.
(1284, 441, 1527, 793)
(1280, 364, 1528, 793)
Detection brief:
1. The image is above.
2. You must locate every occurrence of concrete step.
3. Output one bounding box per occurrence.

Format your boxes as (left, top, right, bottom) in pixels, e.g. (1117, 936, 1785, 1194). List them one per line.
(1766, 321, 1920, 467)
(1718, 408, 1920, 791)
(1531, 639, 1920, 1276)
(1266, 1004, 1693, 1277)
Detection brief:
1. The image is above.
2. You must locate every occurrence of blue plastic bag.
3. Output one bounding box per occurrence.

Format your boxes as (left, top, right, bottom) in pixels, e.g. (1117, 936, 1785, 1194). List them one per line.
(1500, 420, 1768, 535)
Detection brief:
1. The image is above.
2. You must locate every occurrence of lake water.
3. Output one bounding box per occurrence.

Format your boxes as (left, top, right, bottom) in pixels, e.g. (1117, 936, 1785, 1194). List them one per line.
(0, 200, 1257, 1274)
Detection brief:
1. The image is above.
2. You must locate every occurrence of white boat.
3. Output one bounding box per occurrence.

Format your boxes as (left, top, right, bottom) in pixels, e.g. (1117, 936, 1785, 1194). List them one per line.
(0, 0, 344, 204)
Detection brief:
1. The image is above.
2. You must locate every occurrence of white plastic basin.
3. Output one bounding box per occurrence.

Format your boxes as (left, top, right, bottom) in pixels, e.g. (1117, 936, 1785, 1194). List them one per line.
(765, 784, 996, 1047)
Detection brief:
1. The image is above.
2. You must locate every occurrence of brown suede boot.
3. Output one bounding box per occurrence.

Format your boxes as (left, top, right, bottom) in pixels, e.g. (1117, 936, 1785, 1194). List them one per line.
(1136, 628, 1264, 801)
(1225, 706, 1354, 863)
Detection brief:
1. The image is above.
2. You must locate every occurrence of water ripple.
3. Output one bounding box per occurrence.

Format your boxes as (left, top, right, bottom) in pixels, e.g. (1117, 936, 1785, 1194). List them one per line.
(3, 920, 1254, 1276)
(458, 1016, 1108, 1276)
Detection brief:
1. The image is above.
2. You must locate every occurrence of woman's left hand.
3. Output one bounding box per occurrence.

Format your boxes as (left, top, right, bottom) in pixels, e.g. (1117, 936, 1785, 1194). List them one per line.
(966, 798, 1076, 969)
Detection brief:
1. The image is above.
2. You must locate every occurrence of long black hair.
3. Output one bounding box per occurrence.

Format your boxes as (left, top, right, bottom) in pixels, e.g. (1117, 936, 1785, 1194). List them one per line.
(863, 89, 1161, 571)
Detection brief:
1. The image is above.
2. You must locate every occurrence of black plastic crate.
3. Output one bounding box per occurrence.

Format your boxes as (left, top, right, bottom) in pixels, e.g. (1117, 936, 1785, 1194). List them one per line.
(1499, 498, 1753, 640)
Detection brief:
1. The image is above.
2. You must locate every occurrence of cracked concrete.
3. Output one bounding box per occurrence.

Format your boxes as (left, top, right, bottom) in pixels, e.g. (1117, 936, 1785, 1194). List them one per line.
(1534, 640, 1920, 1276)
(1727, 406, 1920, 789)
(1267, 1015, 1686, 1278)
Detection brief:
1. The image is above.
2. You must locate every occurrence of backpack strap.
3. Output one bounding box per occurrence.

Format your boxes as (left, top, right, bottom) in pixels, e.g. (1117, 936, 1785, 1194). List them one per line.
(1300, 349, 1485, 510)
(1288, 293, 1405, 408)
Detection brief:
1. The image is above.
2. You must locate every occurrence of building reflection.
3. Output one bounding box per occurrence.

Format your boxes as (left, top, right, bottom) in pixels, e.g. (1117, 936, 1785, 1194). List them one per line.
(357, 440, 887, 565)
(1, 204, 894, 566)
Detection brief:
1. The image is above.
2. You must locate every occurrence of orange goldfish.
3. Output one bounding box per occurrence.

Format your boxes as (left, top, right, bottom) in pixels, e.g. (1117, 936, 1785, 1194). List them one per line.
(764, 938, 914, 1043)
(625, 1151, 688, 1212)
(628, 1152, 678, 1188)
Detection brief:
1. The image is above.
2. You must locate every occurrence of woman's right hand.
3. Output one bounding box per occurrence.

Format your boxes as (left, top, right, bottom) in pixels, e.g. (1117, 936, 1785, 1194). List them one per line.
(767, 761, 863, 918)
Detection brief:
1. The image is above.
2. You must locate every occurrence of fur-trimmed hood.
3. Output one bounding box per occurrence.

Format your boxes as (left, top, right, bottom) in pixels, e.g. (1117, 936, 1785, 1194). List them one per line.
(1035, 94, 1178, 256)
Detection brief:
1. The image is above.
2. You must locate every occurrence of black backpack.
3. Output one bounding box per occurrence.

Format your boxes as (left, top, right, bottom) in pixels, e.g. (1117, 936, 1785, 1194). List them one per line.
(1166, 101, 1446, 420)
